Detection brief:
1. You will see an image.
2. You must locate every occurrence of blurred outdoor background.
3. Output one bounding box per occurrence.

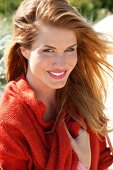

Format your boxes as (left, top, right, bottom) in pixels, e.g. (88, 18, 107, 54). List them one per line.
(0, 0, 113, 168)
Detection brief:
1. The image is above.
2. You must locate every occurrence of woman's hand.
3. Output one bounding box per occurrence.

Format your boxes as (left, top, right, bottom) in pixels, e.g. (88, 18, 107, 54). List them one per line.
(64, 124, 91, 168)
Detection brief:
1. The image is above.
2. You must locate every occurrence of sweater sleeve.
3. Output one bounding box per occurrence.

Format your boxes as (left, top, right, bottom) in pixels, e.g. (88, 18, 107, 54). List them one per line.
(0, 122, 29, 170)
(98, 135, 113, 169)
(0, 89, 34, 170)
(0, 154, 28, 170)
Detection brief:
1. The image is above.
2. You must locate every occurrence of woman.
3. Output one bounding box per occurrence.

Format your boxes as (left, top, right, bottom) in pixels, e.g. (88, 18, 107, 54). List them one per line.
(0, 0, 113, 169)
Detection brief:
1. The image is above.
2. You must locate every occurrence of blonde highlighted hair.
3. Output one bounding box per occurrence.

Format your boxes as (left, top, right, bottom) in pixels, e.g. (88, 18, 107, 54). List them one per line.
(5, 0, 113, 135)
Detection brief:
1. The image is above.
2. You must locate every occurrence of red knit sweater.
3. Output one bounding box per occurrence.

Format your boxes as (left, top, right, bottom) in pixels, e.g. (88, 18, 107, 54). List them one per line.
(0, 77, 113, 170)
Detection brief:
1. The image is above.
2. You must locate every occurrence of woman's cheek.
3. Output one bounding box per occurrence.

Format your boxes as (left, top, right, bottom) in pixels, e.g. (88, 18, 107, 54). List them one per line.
(67, 54, 77, 67)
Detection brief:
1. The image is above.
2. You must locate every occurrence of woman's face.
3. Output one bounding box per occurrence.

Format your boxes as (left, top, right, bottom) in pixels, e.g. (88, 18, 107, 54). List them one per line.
(22, 24, 77, 91)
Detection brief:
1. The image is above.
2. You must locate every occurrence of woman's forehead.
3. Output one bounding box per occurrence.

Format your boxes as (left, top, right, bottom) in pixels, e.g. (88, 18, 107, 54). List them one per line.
(36, 23, 77, 42)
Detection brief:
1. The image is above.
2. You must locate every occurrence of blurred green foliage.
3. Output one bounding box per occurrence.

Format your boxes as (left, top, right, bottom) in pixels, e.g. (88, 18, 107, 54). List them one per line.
(0, 0, 21, 16)
(0, 0, 112, 22)
(70, 0, 113, 22)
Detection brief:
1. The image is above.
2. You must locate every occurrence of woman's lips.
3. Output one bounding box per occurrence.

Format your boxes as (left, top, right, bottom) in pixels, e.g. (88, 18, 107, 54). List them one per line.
(47, 70, 67, 80)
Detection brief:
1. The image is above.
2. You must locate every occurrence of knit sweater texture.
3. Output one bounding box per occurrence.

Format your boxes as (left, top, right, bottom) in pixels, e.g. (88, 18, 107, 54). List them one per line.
(0, 76, 113, 170)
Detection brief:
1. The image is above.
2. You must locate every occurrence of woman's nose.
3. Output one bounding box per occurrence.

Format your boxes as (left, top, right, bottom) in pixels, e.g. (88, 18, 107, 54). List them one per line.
(52, 53, 66, 68)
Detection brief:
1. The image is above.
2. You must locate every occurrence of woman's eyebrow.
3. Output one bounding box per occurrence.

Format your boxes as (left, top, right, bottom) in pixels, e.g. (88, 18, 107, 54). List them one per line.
(43, 44, 77, 49)
(67, 44, 77, 48)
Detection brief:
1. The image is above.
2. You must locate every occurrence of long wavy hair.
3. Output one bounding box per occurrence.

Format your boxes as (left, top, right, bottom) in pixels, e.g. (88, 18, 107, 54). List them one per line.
(5, 0, 113, 135)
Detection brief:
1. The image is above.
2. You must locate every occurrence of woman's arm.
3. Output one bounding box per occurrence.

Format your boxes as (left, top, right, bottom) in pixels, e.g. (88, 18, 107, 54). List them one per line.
(0, 154, 28, 170)
(0, 122, 29, 170)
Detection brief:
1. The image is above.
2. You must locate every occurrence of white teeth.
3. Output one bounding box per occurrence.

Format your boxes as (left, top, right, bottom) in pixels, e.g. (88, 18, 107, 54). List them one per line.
(50, 72, 65, 76)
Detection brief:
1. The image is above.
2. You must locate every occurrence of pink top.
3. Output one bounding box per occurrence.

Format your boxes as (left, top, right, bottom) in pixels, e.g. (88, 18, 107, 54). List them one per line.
(77, 161, 89, 170)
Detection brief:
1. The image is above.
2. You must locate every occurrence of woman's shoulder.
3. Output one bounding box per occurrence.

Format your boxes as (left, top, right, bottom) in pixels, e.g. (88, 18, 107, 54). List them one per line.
(0, 78, 32, 125)
(0, 88, 25, 126)
(0, 76, 40, 127)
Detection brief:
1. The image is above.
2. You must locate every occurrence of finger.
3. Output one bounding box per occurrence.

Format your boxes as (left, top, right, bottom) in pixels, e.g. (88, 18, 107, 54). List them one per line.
(76, 129, 90, 143)
(78, 128, 89, 138)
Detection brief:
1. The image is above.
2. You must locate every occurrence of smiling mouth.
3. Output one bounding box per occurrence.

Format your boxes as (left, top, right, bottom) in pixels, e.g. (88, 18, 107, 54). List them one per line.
(47, 70, 67, 79)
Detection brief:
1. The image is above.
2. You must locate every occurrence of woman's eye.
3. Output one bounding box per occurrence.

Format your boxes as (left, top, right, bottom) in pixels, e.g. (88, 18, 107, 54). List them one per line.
(65, 48, 75, 52)
(43, 49, 54, 52)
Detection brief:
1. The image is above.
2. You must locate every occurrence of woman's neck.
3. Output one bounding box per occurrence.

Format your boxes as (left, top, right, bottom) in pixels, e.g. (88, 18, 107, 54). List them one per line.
(37, 91, 57, 121)
(26, 73, 57, 121)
